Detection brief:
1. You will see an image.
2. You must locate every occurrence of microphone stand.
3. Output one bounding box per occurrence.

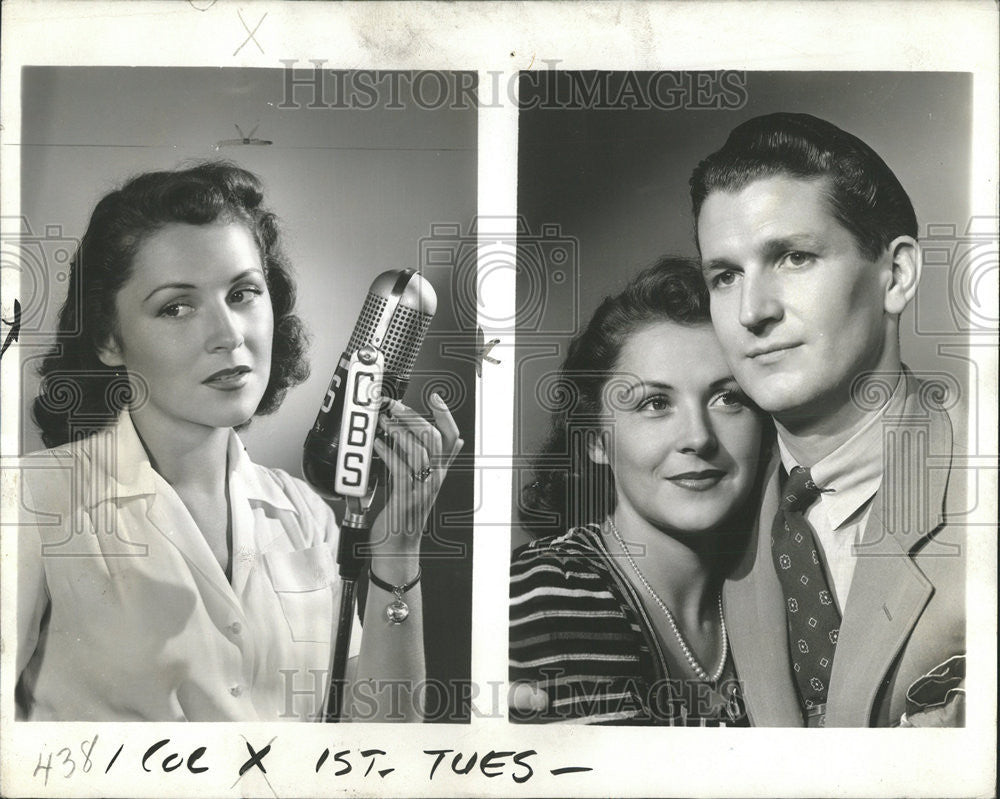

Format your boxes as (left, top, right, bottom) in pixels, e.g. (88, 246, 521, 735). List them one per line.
(325, 487, 377, 722)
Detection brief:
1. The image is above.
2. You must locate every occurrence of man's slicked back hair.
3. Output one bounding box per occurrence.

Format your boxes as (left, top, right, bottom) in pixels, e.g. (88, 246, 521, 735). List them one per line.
(690, 112, 917, 261)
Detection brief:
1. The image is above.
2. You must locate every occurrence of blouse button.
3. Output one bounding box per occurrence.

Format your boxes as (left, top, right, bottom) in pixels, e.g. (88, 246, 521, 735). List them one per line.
(230, 685, 243, 697)
(229, 622, 242, 635)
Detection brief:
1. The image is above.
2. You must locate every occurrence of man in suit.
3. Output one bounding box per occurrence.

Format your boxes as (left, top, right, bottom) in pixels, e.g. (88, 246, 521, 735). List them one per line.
(690, 113, 966, 727)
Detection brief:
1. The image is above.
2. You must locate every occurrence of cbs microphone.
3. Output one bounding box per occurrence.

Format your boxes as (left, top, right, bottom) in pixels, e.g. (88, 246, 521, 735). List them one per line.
(305, 269, 437, 723)
(303, 269, 437, 501)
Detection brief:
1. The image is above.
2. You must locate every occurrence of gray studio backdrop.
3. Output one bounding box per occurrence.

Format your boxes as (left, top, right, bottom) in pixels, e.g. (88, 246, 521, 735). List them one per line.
(17, 66, 477, 718)
(513, 71, 973, 549)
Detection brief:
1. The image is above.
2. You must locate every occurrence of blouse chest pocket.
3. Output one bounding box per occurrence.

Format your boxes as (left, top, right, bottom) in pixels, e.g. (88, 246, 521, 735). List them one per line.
(262, 545, 339, 643)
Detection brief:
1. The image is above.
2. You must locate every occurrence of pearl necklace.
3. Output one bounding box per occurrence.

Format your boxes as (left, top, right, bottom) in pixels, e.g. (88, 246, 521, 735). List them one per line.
(607, 517, 728, 684)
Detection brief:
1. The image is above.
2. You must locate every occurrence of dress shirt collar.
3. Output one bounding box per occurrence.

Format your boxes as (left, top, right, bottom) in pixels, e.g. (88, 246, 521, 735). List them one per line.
(777, 371, 907, 531)
(84, 412, 297, 514)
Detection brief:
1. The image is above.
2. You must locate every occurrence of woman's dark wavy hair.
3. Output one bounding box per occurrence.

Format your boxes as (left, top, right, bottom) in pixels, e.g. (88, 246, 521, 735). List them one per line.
(33, 161, 310, 448)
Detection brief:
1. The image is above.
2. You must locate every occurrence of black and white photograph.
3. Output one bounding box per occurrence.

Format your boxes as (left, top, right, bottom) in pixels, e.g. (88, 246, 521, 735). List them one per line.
(510, 71, 974, 728)
(0, 2, 995, 799)
(7, 65, 477, 724)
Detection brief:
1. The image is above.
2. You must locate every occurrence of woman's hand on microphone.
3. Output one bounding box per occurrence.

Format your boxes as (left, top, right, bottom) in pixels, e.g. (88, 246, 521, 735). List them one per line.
(351, 393, 460, 722)
(370, 393, 463, 562)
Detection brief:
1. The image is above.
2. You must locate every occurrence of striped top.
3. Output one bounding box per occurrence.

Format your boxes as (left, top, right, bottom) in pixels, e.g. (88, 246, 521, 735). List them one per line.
(509, 524, 748, 726)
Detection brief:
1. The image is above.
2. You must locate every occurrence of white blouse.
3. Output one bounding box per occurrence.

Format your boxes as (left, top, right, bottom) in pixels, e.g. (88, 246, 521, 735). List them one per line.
(16, 412, 358, 721)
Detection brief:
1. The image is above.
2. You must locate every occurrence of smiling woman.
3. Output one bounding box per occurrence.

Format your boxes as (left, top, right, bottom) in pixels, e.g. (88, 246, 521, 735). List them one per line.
(18, 162, 462, 722)
(510, 257, 770, 725)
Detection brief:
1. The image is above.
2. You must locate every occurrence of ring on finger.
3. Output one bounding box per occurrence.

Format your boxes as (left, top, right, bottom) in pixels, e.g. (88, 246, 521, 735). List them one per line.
(410, 466, 433, 483)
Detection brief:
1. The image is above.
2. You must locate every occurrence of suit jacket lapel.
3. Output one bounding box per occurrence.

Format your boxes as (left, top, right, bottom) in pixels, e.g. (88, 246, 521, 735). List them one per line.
(725, 451, 802, 726)
(825, 372, 952, 726)
(825, 506, 933, 726)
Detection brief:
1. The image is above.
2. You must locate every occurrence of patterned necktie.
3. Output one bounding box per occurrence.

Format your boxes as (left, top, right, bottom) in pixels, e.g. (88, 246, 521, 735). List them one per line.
(771, 465, 840, 727)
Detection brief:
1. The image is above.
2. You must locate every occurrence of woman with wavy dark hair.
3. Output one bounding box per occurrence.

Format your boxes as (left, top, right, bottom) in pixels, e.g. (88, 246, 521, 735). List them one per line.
(17, 162, 462, 722)
(510, 257, 769, 725)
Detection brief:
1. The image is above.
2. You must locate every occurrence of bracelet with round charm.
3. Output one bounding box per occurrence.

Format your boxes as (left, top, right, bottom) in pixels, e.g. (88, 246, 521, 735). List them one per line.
(368, 566, 422, 624)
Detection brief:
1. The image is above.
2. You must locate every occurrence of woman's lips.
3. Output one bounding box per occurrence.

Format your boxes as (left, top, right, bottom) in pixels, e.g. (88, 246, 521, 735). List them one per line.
(203, 365, 251, 390)
(665, 470, 725, 490)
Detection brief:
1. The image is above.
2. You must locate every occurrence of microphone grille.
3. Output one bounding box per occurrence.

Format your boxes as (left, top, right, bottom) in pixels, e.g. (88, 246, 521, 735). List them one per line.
(347, 291, 388, 352)
(382, 303, 434, 378)
(347, 290, 434, 379)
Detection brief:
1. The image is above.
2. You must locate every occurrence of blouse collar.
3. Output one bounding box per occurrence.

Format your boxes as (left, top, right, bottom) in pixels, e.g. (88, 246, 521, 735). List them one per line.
(82, 412, 297, 514)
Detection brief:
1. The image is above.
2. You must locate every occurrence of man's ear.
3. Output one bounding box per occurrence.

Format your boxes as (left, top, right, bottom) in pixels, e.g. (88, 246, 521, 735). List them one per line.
(587, 430, 610, 466)
(96, 336, 124, 368)
(884, 235, 921, 315)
